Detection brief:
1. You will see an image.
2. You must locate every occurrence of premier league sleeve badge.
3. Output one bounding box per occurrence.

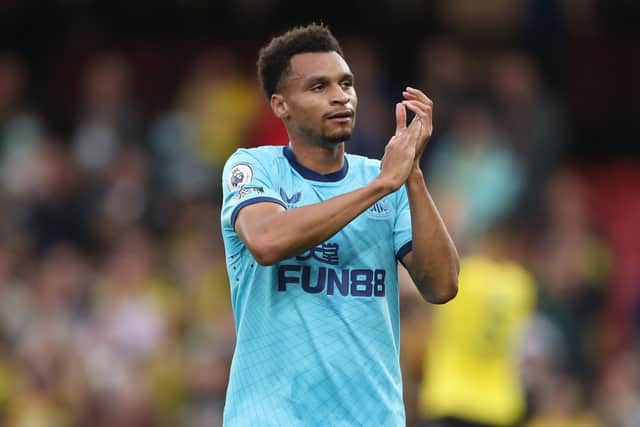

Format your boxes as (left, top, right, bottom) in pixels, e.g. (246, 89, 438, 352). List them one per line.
(228, 163, 254, 191)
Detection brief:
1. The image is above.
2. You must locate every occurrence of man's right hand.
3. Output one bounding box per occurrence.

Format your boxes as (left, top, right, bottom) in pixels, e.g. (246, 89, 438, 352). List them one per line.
(377, 102, 421, 192)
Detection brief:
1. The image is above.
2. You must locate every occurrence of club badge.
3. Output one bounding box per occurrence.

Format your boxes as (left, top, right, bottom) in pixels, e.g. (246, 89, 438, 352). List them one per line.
(367, 198, 392, 219)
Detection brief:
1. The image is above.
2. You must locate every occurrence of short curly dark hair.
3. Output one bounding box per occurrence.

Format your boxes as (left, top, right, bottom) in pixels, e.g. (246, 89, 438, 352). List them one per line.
(257, 23, 344, 99)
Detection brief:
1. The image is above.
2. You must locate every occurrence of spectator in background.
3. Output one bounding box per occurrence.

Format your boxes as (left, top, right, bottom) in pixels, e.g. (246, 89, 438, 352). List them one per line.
(150, 47, 260, 200)
(83, 383, 155, 427)
(79, 228, 171, 426)
(530, 168, 610, 390)
(515, 168, 611, 426)
(525, 374, 604, 427)
(164, 200, 234, 426)
(93, 145, 150, 248)
(90, 229, 169, 365)
(21, 140, 95, 255)
(178, 48, 259, 170)
(596, 349, 640, 427)
(0, 55, 27, 126)
(0, 55, 45, 203)
(72, 53, 144, 178)
(436, 0, 524, 40)
(426, 101, 523, 246)
(417, 223, 536, 427)
(488, 51, 566, 226)
(5, 244, 91, 427)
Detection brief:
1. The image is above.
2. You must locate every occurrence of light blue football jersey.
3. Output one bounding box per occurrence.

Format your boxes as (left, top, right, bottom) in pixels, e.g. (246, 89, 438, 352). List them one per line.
(220, 146, 413, 427)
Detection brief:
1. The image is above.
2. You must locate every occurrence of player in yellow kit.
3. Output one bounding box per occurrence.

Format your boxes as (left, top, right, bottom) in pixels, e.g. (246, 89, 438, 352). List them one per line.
(418, 227, 537, 427)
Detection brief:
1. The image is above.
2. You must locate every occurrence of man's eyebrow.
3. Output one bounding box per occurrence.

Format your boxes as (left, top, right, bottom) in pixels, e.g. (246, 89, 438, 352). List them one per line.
(304, 75, 329, 84)
(303, 72, 354, 83)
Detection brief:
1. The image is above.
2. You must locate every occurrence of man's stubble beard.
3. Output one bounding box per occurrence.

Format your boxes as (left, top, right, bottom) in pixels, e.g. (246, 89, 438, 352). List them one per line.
(324, 131, 352, 145)
(298, 119, 355, 148)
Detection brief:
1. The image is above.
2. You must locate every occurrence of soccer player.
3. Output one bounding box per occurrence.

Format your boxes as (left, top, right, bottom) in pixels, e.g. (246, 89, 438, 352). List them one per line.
(220, 24, 459, 426)
(417, 225, 537, 427)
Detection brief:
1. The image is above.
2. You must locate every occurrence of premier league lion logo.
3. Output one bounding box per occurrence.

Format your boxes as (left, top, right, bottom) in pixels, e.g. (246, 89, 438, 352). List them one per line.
(231, 169, 245, 187)
(228, 163, 253, 190)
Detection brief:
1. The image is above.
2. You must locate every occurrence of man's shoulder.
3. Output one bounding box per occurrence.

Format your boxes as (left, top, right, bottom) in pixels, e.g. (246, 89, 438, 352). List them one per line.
(345, 152, 381, 171)
(230, 145, 286, 161)
(224, 146, 286, 171)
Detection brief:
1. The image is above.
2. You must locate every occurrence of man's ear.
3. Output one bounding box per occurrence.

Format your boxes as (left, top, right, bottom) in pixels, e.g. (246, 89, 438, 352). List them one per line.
(271, 94, 289, 120)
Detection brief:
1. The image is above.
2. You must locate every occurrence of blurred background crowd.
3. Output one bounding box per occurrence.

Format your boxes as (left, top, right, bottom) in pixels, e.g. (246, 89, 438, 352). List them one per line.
(0, 0, 639, 426)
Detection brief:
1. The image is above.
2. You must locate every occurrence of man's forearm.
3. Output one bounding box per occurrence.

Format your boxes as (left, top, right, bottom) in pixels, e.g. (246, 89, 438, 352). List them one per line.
(237, 178, 393, 265)
(238, 108, 421, 266)
(405, 168, 459, 303)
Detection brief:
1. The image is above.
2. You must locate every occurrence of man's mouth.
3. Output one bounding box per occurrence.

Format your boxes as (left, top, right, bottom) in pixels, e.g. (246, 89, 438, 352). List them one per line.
(326, 110, 354, 122)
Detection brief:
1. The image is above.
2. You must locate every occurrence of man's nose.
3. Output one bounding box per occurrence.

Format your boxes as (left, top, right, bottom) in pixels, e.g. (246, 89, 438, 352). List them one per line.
(330, 85, 350, 104)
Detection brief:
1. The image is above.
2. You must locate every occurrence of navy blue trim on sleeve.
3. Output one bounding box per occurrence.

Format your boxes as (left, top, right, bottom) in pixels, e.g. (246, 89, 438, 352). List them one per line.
(396, 240, 413, 265)
(231, 197, 286, 229)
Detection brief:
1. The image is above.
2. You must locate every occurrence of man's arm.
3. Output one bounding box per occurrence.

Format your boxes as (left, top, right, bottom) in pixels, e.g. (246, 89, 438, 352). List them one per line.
(401, 87, 460, 303)
(235, 103, 419, 266)
(402, 170, 459, 303)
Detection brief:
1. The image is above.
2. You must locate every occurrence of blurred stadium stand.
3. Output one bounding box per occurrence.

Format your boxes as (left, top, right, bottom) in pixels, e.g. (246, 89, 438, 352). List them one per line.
(0, 1, 638, 426)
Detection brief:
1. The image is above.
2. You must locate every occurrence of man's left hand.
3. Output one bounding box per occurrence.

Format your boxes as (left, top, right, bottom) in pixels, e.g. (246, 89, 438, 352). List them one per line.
(402, 87, 433, 168)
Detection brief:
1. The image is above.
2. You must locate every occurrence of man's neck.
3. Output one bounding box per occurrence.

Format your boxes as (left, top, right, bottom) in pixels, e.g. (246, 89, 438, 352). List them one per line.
(289, 139, 345, 175)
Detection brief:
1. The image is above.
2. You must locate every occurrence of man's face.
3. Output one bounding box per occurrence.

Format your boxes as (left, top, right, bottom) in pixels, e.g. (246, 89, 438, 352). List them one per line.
(278, 51, 357, 146)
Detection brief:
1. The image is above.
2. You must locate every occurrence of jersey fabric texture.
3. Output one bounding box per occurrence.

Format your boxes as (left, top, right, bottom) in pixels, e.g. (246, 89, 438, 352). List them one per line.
(220, 146, 413, 426)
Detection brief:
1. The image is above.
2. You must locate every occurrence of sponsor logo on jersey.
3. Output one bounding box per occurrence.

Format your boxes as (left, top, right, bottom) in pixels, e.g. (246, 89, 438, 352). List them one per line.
(233, 186, 264, 200)
(278, 265, 386, 297)
(296, 242, 339, 265)
(280, 188, 302, 206)
(277, 241, 386, 297)
(228, 163, 253, 190)
(367, 199, 392, 219)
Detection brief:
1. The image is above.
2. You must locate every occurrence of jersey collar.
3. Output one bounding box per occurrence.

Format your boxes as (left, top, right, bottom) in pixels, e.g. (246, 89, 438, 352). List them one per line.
(283, 146, 349, 182)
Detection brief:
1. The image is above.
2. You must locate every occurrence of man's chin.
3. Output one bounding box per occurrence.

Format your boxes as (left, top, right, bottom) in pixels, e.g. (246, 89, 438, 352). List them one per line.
(323, 132, 352, 145)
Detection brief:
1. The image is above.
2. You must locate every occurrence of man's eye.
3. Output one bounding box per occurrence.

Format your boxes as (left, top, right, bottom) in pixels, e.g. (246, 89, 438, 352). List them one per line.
(342, 81, 353, 88)
(311, 85, 324, 91)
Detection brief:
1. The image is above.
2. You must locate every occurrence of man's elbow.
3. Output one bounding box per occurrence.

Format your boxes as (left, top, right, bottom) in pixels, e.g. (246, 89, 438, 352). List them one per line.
(245, 237, 282, 266)
(428, 278, 458, 304)
(429, 256, 461, 303)
(252, 251, 279, 266)
(421, 275, 458, 304)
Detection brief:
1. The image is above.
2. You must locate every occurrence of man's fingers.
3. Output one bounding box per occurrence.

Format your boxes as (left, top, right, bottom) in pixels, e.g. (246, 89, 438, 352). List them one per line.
(402, 100, 430, 134)
(403, 87, 433, 105)
(402, 100, 430, 117)
(404, 113, 422, 141)
(395, 102, 407, 135)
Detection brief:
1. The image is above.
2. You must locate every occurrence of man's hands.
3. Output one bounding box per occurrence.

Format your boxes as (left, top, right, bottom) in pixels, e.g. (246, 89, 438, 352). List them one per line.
(377, 87, 434, 192)
(377, 103, 419, 192)
(402, 87, 433, 168)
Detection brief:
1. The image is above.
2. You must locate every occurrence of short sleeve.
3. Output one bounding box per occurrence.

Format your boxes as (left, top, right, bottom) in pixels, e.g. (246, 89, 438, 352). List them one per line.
(393, 185, 413, 262)
(221, 149, 286, 230)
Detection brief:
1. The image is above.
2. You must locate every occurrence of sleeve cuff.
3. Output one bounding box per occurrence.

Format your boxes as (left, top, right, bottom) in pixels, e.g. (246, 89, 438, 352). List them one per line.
(396, 240, 413, 265)
(230, 197, 286, 229)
